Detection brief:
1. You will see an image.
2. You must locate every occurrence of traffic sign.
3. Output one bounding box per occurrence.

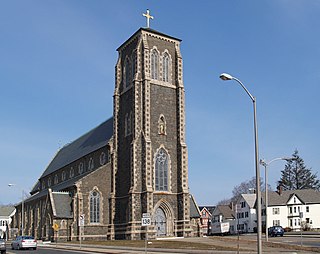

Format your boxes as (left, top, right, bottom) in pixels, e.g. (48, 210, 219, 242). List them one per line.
(79, 214, 85, 226)
(52, 223, 59, 231)
(142, 213, 151, 226)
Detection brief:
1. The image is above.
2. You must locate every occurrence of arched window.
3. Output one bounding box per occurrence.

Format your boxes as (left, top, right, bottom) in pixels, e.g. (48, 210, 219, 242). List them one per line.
(62, 171, 66, 181)
(100, 152, 106, 165)
(151, 49, 159, 80)
(155, 148, 169, 191)
(70, 167, 74, 178)
(128, 111, 132, 135)
(88, 157, 94, 170)
(54, 174, 58, 184)
(162, 53, 170, 82)
(90, 190, 100, 223)
(125, 111, 132, 136)
(78, 162, 84, 174)
(124, 58, 131, 88)
(131, 52, 136, 80)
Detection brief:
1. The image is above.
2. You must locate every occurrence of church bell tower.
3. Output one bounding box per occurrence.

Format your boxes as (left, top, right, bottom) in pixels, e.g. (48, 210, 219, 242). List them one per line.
(112, 13, 191, 239)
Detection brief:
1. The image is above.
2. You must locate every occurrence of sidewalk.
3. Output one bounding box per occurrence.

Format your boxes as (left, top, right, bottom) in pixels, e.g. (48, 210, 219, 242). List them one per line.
(38, 236, 320, 254)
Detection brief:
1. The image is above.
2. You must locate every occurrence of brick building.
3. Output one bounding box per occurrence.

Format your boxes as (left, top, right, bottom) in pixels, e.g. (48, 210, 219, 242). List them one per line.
(12, 26, 197, 241)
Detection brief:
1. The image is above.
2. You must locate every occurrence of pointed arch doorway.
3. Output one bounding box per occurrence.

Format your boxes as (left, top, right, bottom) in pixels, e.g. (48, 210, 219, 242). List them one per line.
(155, 207, 166, 237)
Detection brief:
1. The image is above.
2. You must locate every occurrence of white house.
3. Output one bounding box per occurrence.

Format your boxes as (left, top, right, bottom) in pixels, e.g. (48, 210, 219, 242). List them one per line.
(235, 194, 257, 233)
(264, 189, 320, 231)
(0, 206, 16, 240)
(210, 204, 235, 234)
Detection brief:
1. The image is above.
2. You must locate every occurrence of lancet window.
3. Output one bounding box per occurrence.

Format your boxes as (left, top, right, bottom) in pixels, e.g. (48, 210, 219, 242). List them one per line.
(155, 148, 169, 191)
(162, 53, 170, 82)
(90, 190, 100, 223)
(151, 49, 159, 80)
(124, 58, 131, 88)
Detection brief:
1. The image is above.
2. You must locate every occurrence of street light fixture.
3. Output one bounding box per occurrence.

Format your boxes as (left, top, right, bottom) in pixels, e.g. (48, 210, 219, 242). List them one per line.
(259, 157, 294, 242)
(220, 73, 262, 254)
(8, 184, 25, 236)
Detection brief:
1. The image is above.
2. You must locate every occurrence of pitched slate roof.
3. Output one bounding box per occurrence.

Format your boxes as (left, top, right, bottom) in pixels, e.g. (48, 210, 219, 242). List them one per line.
(40, 117, 113, 179)
(266, 189, 320, 206)
(0, 206, 15, 217)
(241, 194, 256, 208)
(26, 173, 85, 203)
(117, 27, 181, 52)
(50, 191, 73, 219)
(190, 195, 201, 218)
(213, 205, 235, 219)
(199, 206, 216, 215)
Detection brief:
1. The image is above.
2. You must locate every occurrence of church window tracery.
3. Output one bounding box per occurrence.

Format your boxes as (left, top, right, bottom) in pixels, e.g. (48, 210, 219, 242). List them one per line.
(162, 52, 170, 82)
(70, 167, 74, 178)
(131, 52, 136, 80)
(125, 111, 132, 136)
(78, 162, 84, 174)
(100, 152, 106, 165)
(124, 58, 131, 88)
(151, 49, 159, 80)
(47, 177, 51, 187)
(62, 171, 66, 181)
(54, 174, 58, 184)
(90, 190, 100, 223)
(88, 157, 94, 170)
(155, 148, 169, 191)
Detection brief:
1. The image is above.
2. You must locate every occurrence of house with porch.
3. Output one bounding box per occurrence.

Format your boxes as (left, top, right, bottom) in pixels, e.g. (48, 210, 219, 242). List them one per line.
(264, 188, 320, 231)
(198, 206, 215, 235)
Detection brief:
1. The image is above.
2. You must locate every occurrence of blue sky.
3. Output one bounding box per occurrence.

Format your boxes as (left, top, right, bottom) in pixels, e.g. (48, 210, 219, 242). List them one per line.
(1, 0, 319, 206)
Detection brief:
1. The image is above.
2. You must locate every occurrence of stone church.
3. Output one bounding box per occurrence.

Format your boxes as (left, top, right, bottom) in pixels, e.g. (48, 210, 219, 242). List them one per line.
(13, 24, 201, 240)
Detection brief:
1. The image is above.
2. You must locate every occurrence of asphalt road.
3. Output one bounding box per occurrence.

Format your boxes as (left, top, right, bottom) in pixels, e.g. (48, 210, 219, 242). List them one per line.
(3, 234, 320, 254)
(272, 235, 320, 248)
(6, 246, 95, 254)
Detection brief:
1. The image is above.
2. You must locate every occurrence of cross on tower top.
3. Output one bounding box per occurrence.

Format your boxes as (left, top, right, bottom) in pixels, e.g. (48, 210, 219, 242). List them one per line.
(142, 9, 154, 28)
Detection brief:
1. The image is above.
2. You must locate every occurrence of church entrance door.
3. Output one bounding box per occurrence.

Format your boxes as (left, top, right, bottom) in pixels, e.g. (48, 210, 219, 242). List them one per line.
(155, 207, 166, 236)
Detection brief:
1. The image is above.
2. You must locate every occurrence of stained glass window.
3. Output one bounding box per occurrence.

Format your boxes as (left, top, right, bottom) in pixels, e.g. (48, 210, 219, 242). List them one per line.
(90, 191, 100, 223)
(155, 148, 168, 191)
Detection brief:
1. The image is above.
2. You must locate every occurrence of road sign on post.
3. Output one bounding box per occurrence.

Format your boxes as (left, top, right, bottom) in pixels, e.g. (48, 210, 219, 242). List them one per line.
(142, 213, 151, 226)
(142, 213, 151, 254)
(79, 214, 85, 226)
(52, 223, 59, 232)
(79, 214, 85, 249)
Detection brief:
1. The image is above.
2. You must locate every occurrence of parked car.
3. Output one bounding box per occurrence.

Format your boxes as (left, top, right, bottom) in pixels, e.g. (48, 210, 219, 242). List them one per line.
(11, 236, 37, 250)
(268, 226, 284, 237)
(0, 239, 6, 254)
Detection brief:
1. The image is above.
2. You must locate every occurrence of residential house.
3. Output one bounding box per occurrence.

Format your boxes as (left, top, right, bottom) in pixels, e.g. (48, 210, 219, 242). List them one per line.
(264, 188, 320, 231)
(0, 206, 15, 240)
(210, 204, 235, 234)
(198, 206, 215, 235)
(235, 194, 257, 233)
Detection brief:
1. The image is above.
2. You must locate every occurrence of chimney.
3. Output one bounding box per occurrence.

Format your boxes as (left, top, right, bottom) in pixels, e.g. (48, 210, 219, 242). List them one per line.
(230, 202, 234, 211)
(277, 185, 283, 195)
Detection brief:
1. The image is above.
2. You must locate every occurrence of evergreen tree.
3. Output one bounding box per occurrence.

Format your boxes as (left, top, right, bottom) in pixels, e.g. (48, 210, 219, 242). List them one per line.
(278, 149, 320, 190)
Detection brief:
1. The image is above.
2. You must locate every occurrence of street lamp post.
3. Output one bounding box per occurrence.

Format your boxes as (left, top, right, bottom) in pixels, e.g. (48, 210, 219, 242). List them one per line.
(8, 184, 24, 235)
(259, 157, 293, 242)
(220, 73, 262, 254)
